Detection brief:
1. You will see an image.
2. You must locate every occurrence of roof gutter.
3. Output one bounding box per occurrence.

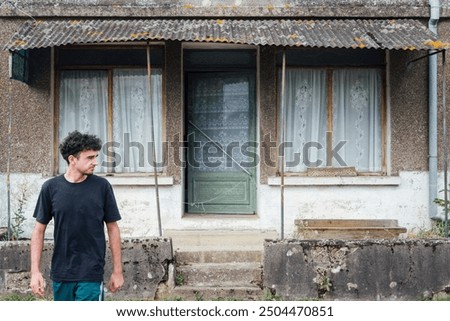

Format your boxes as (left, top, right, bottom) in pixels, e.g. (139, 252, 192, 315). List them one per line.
(429, 0, 443, 220)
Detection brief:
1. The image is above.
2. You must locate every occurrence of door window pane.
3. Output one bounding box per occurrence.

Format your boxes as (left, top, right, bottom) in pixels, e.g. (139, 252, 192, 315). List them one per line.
(187, 72, 255, 172)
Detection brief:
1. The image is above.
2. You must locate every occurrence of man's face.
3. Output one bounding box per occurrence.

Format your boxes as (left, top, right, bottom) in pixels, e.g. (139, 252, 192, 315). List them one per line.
(69, 150, 99, 175)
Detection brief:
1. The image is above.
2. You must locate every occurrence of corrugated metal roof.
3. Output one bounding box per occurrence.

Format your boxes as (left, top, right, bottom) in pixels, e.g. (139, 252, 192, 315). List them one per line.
(5, 18, 448, 51)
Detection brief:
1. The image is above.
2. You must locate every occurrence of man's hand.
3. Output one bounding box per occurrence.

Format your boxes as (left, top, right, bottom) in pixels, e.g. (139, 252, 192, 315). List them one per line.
(30, 272, 46, 297)
(106, 221, 123, 293)
(30, 222, 47, 298)
(109, 271, 124, 293)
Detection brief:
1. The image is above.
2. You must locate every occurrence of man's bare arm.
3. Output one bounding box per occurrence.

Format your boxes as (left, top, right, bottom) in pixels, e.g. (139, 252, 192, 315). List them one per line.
(30, 222, 47, 297)
(106, 221, 124, 292)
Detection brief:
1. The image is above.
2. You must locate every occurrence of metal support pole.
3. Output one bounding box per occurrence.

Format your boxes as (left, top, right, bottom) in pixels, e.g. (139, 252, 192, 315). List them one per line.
(6, 79, 12, 240)
(146, 43, 162, 237)
(279, 49, 287, 240)
(443, 50, 449, 237)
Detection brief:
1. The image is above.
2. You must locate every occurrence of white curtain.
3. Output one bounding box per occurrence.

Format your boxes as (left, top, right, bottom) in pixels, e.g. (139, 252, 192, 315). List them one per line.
(333, 69, 382, 172)
(280, 69, 328, 172)
(113, 69, 163, 173)
(58, 70, 108, 173)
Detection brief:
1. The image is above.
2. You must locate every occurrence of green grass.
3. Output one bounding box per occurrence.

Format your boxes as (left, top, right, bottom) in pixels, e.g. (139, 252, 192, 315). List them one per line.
(0, 293, 39, 301)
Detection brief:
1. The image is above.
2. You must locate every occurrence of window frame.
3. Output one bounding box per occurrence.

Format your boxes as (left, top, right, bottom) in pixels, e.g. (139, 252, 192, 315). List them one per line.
(53, 45, 166, 176)
(277, 65, 387, 176)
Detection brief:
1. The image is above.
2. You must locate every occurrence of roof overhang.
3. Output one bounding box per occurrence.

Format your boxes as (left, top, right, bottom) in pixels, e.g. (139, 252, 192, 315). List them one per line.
(4, 18, 449, 51)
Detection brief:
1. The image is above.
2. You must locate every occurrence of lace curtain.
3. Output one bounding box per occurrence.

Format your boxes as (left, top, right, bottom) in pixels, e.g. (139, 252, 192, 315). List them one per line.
(280, 68, 382, 172)
(279, 69, 328, 172)
(333, 70, 382, 172)
(59, 70, 108, 173)
(113, 69, 162, 173)
(188, 73, 255, 172)
(58, 68, 162, 173)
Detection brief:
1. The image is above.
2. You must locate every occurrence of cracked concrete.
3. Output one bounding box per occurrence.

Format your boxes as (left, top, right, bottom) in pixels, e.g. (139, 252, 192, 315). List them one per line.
(264, 239, 450, 300)
(0, 238, 172, 300)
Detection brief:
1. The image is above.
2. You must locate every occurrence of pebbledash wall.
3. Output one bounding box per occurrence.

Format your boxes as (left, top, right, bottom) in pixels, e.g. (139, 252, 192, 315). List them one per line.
(2, 1, 450, 239)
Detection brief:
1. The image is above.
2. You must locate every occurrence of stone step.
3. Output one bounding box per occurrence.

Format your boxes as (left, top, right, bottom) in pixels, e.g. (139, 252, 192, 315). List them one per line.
(165, 229, 278, 251)
(162, 230, 270, 300)
(160, 286, 264, 301)
(295, 219, 407, 240)
(175, 249, 262, 264)
(176, 262, 262, 287)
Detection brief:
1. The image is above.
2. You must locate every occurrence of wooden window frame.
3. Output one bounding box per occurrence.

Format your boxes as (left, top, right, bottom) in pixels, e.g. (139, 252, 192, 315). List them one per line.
(53, 46, 166, 176)
(277, 66, 387, 176)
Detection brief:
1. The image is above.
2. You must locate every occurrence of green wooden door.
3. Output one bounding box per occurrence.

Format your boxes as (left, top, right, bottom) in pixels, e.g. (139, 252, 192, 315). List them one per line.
(186, 72, 256, 214)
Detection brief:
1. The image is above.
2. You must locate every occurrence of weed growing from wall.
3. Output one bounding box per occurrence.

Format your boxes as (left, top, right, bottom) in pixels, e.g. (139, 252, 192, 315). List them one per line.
(10, 181, 29, 240)
(433, 186, 450, 238)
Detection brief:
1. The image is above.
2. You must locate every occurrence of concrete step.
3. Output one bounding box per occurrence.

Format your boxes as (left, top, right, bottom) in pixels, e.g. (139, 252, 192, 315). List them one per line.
(295, 219, 407, 240)
(160, 230, 271, 300)
(161, 286, 265, 301)
(165, 229, 278, 251)
(176, 262, 262, 287)
(176, 249, 262, 264)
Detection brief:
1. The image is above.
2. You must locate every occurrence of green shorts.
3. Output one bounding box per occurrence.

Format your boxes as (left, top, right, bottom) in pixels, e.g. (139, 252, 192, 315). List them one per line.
(53, 281, 104, 301)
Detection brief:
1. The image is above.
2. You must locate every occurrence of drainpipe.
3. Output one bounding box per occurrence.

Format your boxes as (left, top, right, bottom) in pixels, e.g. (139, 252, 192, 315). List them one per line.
(429, 0, 443, 220)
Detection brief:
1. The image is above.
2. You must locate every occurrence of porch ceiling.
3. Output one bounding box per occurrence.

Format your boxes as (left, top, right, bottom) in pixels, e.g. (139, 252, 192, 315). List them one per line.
(4, 18, 449, 51)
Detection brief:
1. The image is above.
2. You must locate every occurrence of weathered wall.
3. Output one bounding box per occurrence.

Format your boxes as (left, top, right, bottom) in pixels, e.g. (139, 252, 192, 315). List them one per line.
(390, 50, 429, 173)
(264, 239, 450, 300)
(2, 239, 449, 301)
(259, 46, 278, 184)
(0, 19, 53, 175)
(1, 3, 450, 241)
(0, 238, 173, 300)
(164, 41, 183, 184)
(259, 172, 436, 235)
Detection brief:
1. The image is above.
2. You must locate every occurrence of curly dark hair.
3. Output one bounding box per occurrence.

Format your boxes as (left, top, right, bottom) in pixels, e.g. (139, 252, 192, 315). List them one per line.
(59, 130, 102, 164)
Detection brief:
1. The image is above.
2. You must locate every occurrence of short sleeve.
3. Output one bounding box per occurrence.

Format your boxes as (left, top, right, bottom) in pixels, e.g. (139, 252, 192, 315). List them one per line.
(103, 183, 121, 223)
(33, 182, 53, 224)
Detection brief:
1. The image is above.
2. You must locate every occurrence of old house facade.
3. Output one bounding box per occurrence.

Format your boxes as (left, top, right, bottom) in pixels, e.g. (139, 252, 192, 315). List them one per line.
(1, 0, 450, 241)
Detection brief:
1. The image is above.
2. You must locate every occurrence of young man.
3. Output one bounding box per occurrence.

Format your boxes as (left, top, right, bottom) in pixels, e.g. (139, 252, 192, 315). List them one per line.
(30, 131, 124, 301)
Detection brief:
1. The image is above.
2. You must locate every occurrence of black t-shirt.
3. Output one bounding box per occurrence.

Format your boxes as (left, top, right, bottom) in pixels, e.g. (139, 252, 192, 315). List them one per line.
(33, 174, 121, 282)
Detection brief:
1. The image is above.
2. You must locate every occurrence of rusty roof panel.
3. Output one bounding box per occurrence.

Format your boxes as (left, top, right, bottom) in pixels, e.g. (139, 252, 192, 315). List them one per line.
(5, 18, 447, 51)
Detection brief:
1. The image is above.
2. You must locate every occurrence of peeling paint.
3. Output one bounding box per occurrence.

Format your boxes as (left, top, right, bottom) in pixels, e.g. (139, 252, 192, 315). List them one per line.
(347, 282, 358, 290)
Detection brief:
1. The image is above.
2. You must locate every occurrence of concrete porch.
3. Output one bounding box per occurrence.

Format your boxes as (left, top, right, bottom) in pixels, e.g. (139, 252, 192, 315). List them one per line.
(157, 221, 407, 300)
(156, 230, 277, 300)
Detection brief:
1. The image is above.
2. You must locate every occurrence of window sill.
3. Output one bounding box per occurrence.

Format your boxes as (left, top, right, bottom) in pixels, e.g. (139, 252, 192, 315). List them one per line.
(101, 175, 174, 186)
(268, 176, 401, 186)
